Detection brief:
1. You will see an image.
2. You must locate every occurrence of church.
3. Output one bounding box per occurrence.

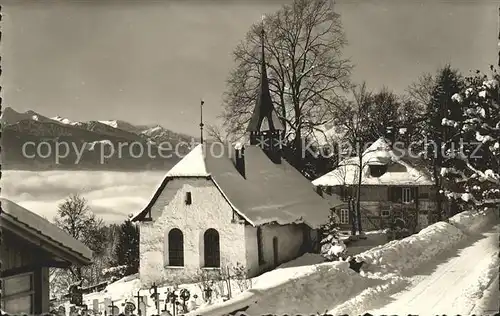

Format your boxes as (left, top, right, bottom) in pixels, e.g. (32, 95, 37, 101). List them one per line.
(131, 27, 335, 286)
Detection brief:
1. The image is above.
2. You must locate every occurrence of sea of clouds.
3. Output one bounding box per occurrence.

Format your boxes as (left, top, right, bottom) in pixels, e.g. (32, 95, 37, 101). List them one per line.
(0, 170, 166, 223)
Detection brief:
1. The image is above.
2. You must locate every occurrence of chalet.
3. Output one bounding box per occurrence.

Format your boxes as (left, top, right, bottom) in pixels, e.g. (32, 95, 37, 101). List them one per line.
(312, 138, 438, 233)
(131, 27, 336, 286)
(0, 198, 92, 314)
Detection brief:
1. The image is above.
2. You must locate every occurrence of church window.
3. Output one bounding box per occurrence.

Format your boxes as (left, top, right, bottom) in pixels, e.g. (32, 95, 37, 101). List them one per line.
(168, 228, 184, 266)
(204, 229, 220, 268)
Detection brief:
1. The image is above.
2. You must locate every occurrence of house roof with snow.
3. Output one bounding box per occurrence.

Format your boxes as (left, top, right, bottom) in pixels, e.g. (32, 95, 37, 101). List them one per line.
(0, 198, 93, 266)
(312, 138, 434, 187)
(132, 142, 335, 228)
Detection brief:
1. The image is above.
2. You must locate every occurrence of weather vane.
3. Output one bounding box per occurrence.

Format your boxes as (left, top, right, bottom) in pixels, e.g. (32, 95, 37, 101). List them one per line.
(200, 99, 204, 145)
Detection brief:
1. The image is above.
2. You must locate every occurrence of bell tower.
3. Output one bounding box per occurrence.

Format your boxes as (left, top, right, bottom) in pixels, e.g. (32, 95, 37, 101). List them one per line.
(246, 21, 285, 163)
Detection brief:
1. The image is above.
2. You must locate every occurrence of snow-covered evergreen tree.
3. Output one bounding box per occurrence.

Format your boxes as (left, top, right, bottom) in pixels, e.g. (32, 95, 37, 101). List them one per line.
(320, 210, 346, 261)
(109, 218, 140, 277)
(440, 67, 500, 209)
(422, 65, 464, 221)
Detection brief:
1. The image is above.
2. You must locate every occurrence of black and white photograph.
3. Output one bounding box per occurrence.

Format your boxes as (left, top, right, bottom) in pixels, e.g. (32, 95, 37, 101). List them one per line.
(0, 0, 499, 315)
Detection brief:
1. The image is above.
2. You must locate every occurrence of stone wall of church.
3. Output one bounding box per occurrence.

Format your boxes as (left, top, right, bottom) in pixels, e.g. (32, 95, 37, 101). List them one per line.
(244, 223, 305, 277)
(138, 178, 248, 286)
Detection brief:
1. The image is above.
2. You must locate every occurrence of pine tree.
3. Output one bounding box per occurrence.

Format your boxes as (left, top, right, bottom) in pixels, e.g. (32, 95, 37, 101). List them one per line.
(111, 219, 140, 276)
(319, 210, 345, 261)
(422, 65, 464, 221)
(440, 67, 500, 209)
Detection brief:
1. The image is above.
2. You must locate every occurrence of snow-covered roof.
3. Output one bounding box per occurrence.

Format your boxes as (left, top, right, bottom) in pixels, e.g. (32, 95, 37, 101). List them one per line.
(133, 142, 334, 228)
(312, 137, 433, 187)
(165, 144, 209, 177)
(1, 198, 93, 265)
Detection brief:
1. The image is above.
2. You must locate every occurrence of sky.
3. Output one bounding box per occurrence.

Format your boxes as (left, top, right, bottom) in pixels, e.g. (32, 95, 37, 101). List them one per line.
(1, 0, 498, 137)
(1, 169, 166, 223)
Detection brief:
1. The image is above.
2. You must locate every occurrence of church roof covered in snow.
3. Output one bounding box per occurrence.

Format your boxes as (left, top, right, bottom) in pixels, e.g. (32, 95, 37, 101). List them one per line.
(312, 137, 434, 187)
(132, 142, 334, 228)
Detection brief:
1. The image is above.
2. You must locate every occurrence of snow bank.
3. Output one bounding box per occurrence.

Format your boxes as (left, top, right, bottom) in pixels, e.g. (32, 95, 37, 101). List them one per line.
(84, 274, 141, 305)
(186, 254, 325, 316)
(246, 261, 381, 315)
(191, 211, 496, 316)
(357, 222, 466, 274)
(251, 253, 325, 290)
(461, 251, 499, 306)
(189, 258, 380, 316)
(471, 274, 500, 315)
(327, 274, 410, 316)
(448, 207, 499, 235)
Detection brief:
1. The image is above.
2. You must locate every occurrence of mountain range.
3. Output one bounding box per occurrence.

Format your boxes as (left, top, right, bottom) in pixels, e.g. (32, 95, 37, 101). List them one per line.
(0, 107, 196, 171)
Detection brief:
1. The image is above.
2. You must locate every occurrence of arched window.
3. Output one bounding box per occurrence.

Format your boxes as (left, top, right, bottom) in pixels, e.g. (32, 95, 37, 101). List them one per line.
(204, 229, 220, 268)
(168, 228, 184, 266)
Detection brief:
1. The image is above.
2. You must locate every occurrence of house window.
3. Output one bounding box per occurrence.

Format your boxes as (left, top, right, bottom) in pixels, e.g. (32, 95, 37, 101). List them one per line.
(257, 227, 264, 265)
(1, 272, 35, 315)
(339, 209, 349, 224)
(381, 210, 390, 217)
(168, 228, 184, 266)
(402, 187, 412, 204)
(185, 192, 192, 205)
(204, 229, 220, 268)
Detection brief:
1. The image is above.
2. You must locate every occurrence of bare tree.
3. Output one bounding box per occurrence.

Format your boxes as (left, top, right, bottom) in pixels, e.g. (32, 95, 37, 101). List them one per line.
(221, 0, 352, 166)
(331, 83, 373, 234)
(206, 124, 233, 143)
(368, 87, 401, 138)
(406, 72, 435, 109)
(54, 194, 107, 285)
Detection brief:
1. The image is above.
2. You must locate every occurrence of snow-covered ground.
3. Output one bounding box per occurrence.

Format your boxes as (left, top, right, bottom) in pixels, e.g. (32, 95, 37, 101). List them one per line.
(363, 225, 499, 315)
(60, 208, 498, 316)
(188, 208, 499, 316)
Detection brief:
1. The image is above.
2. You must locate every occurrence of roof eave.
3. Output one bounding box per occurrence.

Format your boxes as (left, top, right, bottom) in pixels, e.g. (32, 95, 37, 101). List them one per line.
(2, 214, 92, 266)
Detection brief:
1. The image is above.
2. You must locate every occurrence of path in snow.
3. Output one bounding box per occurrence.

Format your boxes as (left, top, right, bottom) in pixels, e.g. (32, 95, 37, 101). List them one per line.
(367, 225, 499, 315)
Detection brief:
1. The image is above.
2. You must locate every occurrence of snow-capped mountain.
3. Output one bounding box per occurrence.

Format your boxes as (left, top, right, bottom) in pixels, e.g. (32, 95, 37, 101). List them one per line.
(1, 107, 193, 171)
(140, 125, 195, 144)
(99, 120, 119, 129)
(98, 119, 156, 135)
(52, 115, 83, 126)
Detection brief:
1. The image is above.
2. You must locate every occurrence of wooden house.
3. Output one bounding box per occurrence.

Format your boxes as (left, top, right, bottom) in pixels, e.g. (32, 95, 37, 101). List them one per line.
(0, 198, 92, 314)
(313, 138, 439, 233)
